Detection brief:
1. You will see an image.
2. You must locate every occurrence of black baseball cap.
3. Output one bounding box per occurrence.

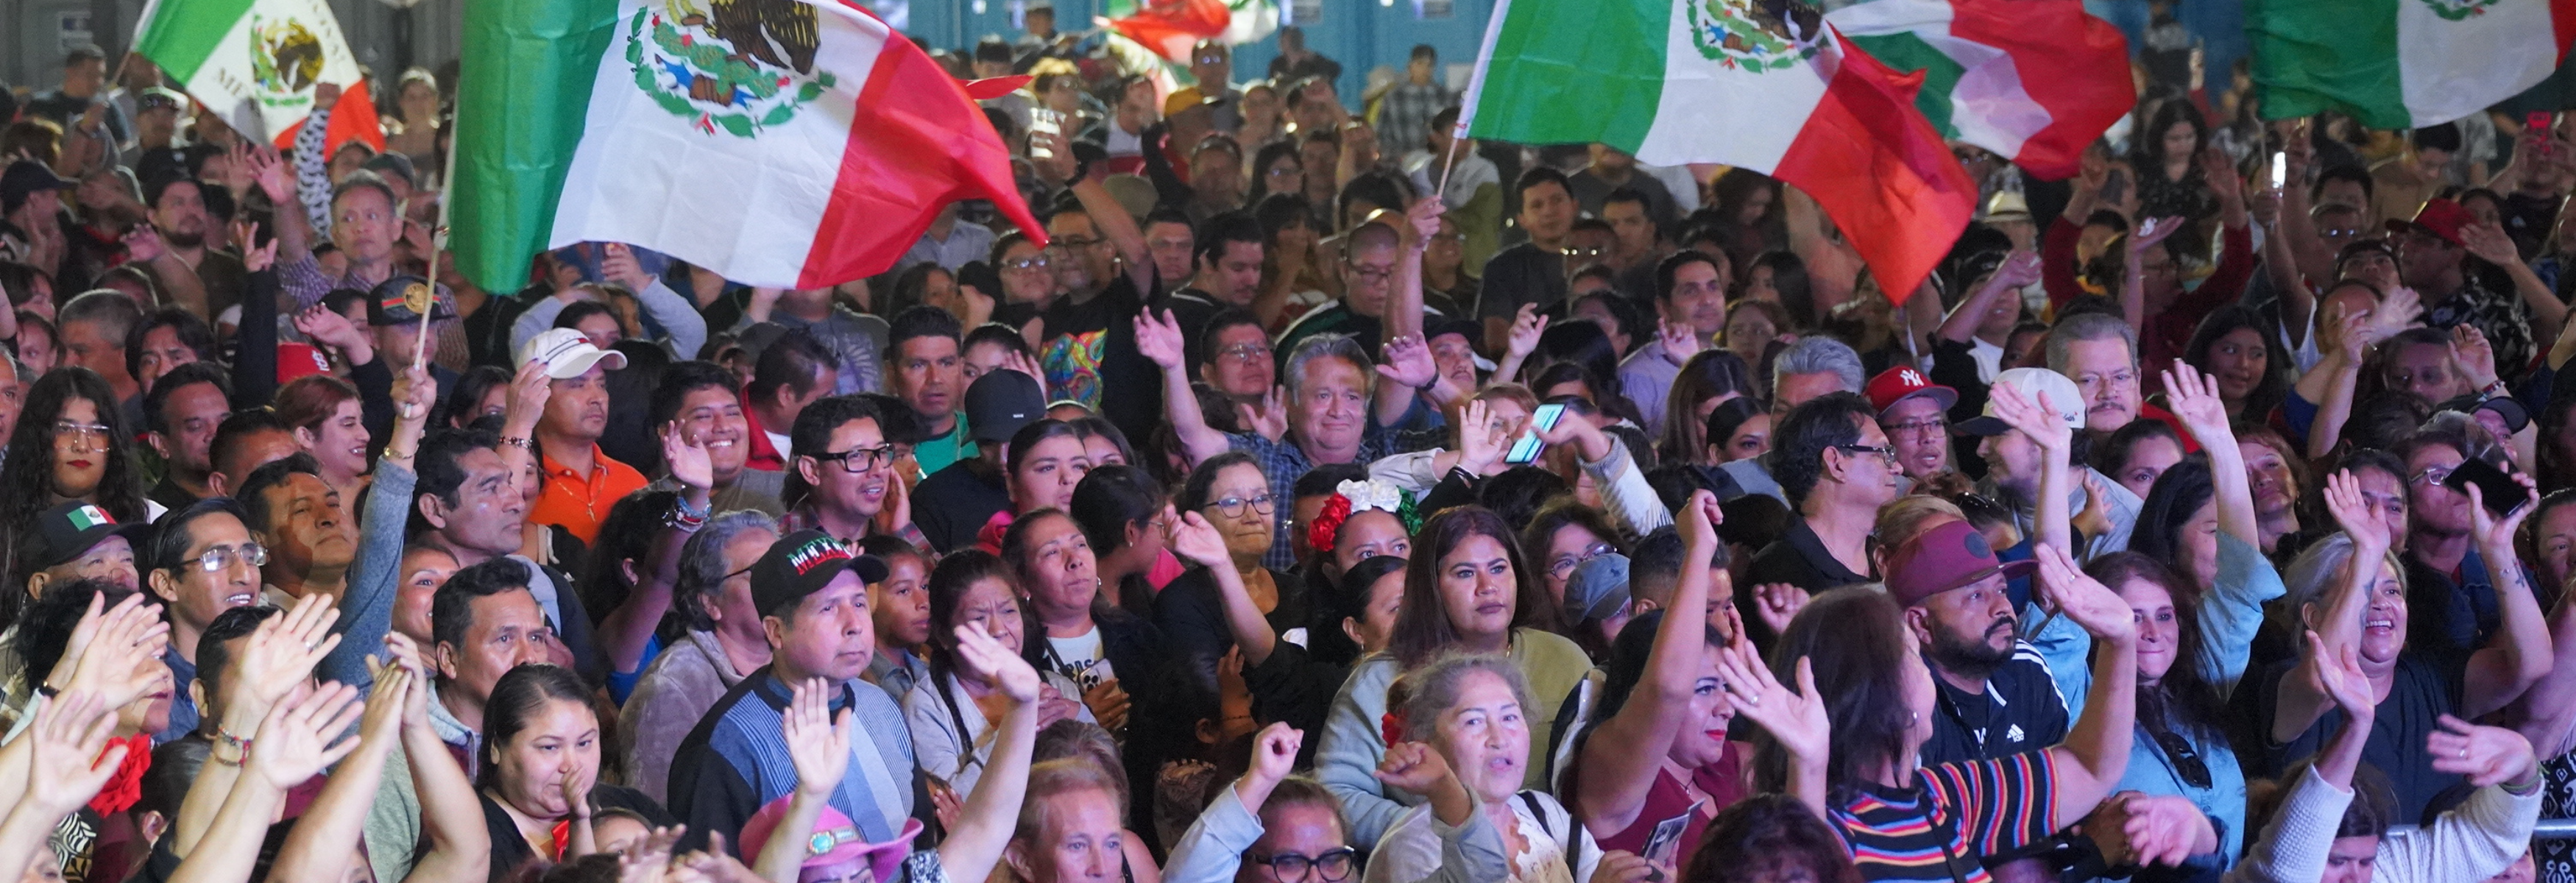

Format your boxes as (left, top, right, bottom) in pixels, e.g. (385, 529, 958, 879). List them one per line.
(1, 160, 75, 216)
(749, 530, 889, 617)
(964, 369, 1047, 445)
(366, 275, 457, 326)
(32, 502, 152, 571)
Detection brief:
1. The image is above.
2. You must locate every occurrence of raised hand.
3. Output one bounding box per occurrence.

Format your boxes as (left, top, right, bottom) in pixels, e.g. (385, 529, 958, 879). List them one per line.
(2371, 287, 2426, 340)
(999, 349, 1044, 384)
(2074, 471, 2115, 541)
(1134, 309, 1186, 371)
(2460, 222, 2524, 269)
(1992, 251, 2045, 291)
(2199, 146, 2245, 209)
(661, 420, 714, 491)
(1404, 196, 1445, 245)
(293, 304, 371, 357)
(2464, 464, 2540, 551)
(2036, 542, 2136, 644)
(250, 682, 367, 789)
(2320, 469, 2388, 556)
(1170, 511, 1231, 568)
(1655, 318, 1703, 366)
(1032, 130, 1079, 185)
(392, 365, 437, 425)
(1376, 335, 1438, 391)
(244, 144, 294, 205)
(1711, 642, 1827, 765)
(1678, 489, 1723, 550)
(1245, 723, 1302, 788)
(2427, 715, 2537, 787)
(954, 623, 1042, 703)
(47, 592, 171, 711)
(1238, 387, 1289, 442)
(1750, 583, 1805, 639)
(1990, 380, 2071, 453)
(233, 595, 344, 721)
(2091, 792, 2216, 867)
(1453, 398, 1507, 476)
(1373, 740, 1454, 796)
(2307, 632, 2375, 723)
(312, 82, 342, 111)
(368, 633, 436, 730)
(24, 690, 127, 820)
(2159, 360, 2231, 444)
(1505, 305, 1548, 360)
(601, 243, 654, 293)
(2451, 324, 2499, 391)
(122, 224, 166, 265)
(505, 360, 553, 438)
(782, 678, 854, 800)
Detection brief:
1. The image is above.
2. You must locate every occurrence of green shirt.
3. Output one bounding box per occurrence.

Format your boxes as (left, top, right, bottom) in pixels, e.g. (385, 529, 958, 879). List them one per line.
(912, 413, 977, 475)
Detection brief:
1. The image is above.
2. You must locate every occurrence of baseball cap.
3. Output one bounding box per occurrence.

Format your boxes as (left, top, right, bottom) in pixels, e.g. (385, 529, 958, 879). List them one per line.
(2335, 238, 2398, 272)
(31, 503, 152, 572)
(1162, 85, 1220, 118)
(964, 369, 1047, 445)
(361, 152, 417, 190)
(1955, 367, 2084, 436)
(1886, 519, 2037, 607)
(2437, 393, 2533, 435)
(135, 88, 186, 114)
(1864, 366, 1958, 418)
(365, 275, 457, 326)
(515, 327, 630, 379)
(2386, 198, 2474, 248)
(276, 342, 333, 383)
(1563, 553, 1632, 625)
(749, 530, 890, 617)
(1, 160, 75, 215)
(740, 797, 921, 883)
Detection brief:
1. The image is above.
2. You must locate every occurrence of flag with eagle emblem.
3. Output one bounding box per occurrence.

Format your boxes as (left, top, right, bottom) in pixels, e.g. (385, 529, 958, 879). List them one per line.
(132, 0, 384, 155)
(448, 0, 1041, 291)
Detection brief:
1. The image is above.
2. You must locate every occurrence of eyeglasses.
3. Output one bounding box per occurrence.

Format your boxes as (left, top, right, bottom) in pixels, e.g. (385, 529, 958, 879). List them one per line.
(2320, 227, 2363, 239)
(1548, 542, 1618, 580)
(1206, 492, 1277, 518)
(2152, 730, 2212, 790)
(189, 542, 268, 572)
(2412, 465, 2457, 486)
(1883, 417, 1948, 439)
(1247, 848, 1359, 883)
(1836, 444, 1898, 461)
(1217, 342, 1273, 363)
(814, 445, 896, 473)
(1002, 256, 1052, 272)
(53, 421, 110, 443)
(1345, 263, 1395, 283)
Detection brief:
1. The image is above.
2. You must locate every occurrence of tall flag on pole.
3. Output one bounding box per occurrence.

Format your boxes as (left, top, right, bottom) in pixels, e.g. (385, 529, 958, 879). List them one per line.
(1458, 0, 1975, 303)
(448, 0, 1044, 293)
(1825, 0, 2131, 180)
(132, 0, 384, 155)
(2250, 0, 2576, 128)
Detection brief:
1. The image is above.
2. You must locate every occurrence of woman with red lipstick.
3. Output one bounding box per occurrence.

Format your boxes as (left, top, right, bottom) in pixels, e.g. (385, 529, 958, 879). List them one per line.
(0, 368, 149, 605)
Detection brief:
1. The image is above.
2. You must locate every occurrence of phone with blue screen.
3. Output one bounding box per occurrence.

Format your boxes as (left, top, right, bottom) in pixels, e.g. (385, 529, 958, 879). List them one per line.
(1504, 403, 1568, 464)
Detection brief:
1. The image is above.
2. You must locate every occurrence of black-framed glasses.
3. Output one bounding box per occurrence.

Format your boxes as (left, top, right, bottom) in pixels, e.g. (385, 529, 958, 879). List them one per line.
(191, 542, 268, 572)
(1247, 848, 1358, 883)
(1206, 492, 1277, 518)
(814, 445, 896, 472)
(1836, 444, 1897, 461)
(2152, 730, 2212, 790)
(1002, 255, 1052, 272)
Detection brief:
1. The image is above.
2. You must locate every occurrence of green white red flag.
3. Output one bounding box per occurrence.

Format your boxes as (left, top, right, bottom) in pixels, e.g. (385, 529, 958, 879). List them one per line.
(132, 0, 384, 155)
(1459, 0, 1975, 303)
(1826, 0, 2131, 180)
(2252, 0, 2576, 128)
(448, 0, 1043, 292)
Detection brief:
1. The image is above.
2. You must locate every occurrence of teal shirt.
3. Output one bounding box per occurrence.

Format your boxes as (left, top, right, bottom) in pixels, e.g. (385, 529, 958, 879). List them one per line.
(912, 414, 977, 475)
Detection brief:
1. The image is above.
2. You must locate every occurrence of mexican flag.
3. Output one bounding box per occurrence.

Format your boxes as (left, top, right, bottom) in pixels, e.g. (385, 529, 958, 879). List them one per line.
(131, 0, 383, 155)
(1461, 0, 1975, 302)
(1826, 0, 2131, 180)
(2251, 0, 2576, 128)
(449, 0, 1043, 292)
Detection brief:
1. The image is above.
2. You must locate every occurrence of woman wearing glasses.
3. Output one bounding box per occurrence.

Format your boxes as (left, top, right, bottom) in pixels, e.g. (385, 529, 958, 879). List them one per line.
(988, 231, 1062, 336)
(1314, 506, 1593, 849)
(0, 367, 152, 590)
(1158, 453, 1303, 681)
(1520, 498, 1624, 624)
(1164, 724, 1372, 883)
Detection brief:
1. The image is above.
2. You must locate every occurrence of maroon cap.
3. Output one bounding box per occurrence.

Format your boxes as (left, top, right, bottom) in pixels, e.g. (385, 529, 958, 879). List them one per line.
(1886, 519, 2036, 607)
(2386, 198, 2474, 248)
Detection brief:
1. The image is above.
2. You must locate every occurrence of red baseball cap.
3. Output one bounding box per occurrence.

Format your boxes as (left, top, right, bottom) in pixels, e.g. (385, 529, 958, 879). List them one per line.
(1865, 366, 1958, 417)
(2386, 198, 2474, 248)
(276, 343, 332, 383)
(1886, 519, 2036, 607)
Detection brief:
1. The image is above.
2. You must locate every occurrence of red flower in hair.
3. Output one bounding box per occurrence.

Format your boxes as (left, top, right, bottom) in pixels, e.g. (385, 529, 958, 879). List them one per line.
(86, 734, 152, 815)
(1379, 711, 1406, 748)
(1307, 493, 1354, 556)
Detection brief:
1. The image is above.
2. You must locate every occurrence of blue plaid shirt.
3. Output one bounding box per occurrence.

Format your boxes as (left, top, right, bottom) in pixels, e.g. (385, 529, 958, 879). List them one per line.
(1228, 425, 1418, 571)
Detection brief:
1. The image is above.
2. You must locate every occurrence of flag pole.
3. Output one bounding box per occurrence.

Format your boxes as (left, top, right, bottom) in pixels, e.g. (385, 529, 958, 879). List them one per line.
(1436, 124, 1465, 203)
(415, 164, 455, 376)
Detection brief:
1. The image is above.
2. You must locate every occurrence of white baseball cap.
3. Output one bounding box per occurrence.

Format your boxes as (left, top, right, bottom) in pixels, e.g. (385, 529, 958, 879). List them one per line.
(516, 327, 629, 379)
(1956, 367, 2085, 435)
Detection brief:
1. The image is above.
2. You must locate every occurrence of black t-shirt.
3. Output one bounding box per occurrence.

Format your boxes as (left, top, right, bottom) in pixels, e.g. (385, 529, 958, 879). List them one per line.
(1154, 288, 1228, 366)
(1919, 651, 2071, 766)
(991, 300, 1041, 335)
(913, 458, 1010, 553)
(481, 784, 673, 883)
(1476, 242, 1569, 321)
(1152, 566, 1307, 697)
(2254, 650, 2470, 823)
(1741, 517, 1874, 649)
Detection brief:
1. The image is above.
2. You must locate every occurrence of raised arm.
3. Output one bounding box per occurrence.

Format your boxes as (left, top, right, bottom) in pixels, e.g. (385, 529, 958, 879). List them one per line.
(1991, 378, 2073, 555)
(1169, 513, 1277, 665)
(603, 244, 709, 358)
(1036, 130, 1153, 294)
(496, 361, 550, 488)
(597, 423, 715, 674)
(1937, 253, 2041, 345)
(1164, 725, 1303, 883)
(2273, 472, 2390, 744)
(176, 595, 341, 857)
(2162, 361, 2259, 547)
(1575, 493, 1724, 838)
(2034, 542, 2140, 830)
(1140, 308, 1231, 464)
(1375, 336, 1437, 429)
(937, 623, 1045, 883)
(1713, 640, 1828, 820)
(171, 684, 366, 883)
(2460, 472, 2552, 718)
(269, 665, 411, 883)
(0, 693, 127, 883)
(2466, 221, 2566, 345)
(383, 636, 489, 883)
(321, 368, 434, 691)
(755, 678, 853, 883)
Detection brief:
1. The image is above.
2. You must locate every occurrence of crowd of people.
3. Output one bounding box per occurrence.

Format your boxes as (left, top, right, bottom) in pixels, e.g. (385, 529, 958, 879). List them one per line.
(2, 7, 2576, 883)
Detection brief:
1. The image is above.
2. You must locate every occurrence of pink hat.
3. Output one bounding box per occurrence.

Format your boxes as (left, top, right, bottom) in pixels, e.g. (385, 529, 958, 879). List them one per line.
(738, 797, 921, 883)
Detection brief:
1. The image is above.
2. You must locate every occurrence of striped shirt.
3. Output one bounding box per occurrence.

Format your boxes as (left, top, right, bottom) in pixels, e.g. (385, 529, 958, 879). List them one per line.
(1828, 751, 2058, 883)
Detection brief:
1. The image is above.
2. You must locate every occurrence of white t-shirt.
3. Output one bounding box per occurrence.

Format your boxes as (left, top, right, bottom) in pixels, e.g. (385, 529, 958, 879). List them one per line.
(764, 429, 793, 459)
(1047, 627, 1111, 688)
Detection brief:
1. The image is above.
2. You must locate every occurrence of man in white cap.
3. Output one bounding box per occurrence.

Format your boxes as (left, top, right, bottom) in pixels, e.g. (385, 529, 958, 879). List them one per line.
(517, 327, 639, 544)
(1957, 366, 2095, 557)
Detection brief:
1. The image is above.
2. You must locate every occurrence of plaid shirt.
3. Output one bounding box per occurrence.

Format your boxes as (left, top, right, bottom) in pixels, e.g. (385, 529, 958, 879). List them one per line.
(1230, 423, 1430, 571)
(1377, 81, 1454, 157)
(2426, 273, 2536, 381)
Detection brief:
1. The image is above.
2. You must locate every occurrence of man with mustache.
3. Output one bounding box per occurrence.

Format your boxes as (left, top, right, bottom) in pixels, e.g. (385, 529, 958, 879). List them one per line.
(127, 174, 248, 322)
(520, 327, 643, 545)
(1890, 518, 2064, 764)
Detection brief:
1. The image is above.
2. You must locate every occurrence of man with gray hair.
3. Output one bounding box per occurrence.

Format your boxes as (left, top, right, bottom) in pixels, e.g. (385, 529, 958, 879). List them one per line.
(619, 510, 781, 804)
(57, 288, 145, 405)
(2046, 310, 2159, 554)
(1716, 336, 1866, 503)
(1147, 321, 1437, 571)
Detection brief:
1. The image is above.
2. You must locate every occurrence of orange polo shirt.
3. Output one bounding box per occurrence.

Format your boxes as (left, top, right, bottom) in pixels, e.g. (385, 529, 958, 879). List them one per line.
(531, 444, 648, 544)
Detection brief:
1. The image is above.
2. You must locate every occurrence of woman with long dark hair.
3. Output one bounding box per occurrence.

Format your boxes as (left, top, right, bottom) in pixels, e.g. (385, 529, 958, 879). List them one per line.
(905, 550, 1090, 798)
(1657, 350, 1758, 467)
(2182, 305, 2289, 424)
(477, 664, 672, 882)
(0, 366, 148, 588)
(1070, 464, 1178, 617)
(2131, 100, 2218, 230)
(1313, 506, 1593, 848)
(2087, 552, 2247, 880)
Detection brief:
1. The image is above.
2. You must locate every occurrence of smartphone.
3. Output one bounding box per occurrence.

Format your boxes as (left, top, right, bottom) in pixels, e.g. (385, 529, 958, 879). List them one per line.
(2444, 457, 2527, 515)
(1504, 403, 1568, 464)
(2101, 168, 2129, 206)
(1030, 109, 1061, 159)
(2269, 152, 2287, 190)
(2531, 112, 2556, 157)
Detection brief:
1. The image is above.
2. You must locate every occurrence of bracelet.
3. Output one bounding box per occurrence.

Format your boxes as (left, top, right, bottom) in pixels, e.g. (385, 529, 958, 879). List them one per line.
(383, 447, 416, 461)
(2504, 770, 2544, 796)
(499, 436, 535, 451)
